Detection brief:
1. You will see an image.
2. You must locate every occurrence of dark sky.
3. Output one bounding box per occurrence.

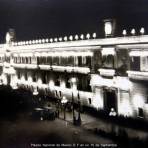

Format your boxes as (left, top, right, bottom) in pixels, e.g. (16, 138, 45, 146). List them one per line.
(0, 0, 148, 42)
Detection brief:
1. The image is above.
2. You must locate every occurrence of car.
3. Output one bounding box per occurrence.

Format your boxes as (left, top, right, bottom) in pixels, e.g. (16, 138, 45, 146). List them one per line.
(32, 107, 57, 121)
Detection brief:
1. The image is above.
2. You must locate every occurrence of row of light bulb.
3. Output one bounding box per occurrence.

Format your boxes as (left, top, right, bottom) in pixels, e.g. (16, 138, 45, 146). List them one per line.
(122, 27, 145, 36)
(12, 33, 97, 46)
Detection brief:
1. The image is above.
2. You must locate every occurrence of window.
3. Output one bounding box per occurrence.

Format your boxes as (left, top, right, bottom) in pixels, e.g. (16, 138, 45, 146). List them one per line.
(88, 98, 92, 105)
(67, 56, 74, 66)
(66, 77, 71, 88)
(77, 75, 91, 92)
(61, 57, 67, 65)
(25, 71, 27, 80)
(55, 76, 60, 86)
(138, 108, 144, 117)
(42, 72, 47, 84)
(52, 56, 59, 65)
(59, 91, 62, 98)
(130, 56, 140, 71)
(55, 90, 58, 97)
(32, 72, 36, 82)
(37, 57, 40, 65)
(141, 56, 148, 72)
(28, 57, 31, 64)
(102, 55, 114, 69)
(78, 56, 82, 66)
(145, 90, 148, 104)
(47, 56, 52, 65)
(18, 71, 21, 79)
(86, 56, 92, 67)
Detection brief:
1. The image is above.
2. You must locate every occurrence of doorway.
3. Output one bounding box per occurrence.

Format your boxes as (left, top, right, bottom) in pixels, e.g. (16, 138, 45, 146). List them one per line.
(104, 88, 117, 114)
(7, 74, 11, 85)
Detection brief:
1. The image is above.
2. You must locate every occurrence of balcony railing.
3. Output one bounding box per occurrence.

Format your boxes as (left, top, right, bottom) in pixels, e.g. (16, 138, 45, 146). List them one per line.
(127, 71, 148, 80)
(98, 68, 115, 77)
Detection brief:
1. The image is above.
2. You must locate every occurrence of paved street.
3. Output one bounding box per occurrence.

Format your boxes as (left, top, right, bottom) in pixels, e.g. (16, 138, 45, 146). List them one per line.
(0, 112, 115, 148)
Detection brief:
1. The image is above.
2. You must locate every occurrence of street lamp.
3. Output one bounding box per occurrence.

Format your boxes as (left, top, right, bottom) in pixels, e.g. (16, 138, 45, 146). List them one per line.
(33, 87, 39, 96)
(77, 92, 81, 125)
(140, 27, 145, 35)
(61, 96, 68, 120)
(131, 28, 136, 35)
(72, 90, 76, 124)
(122, 29, 127, 36)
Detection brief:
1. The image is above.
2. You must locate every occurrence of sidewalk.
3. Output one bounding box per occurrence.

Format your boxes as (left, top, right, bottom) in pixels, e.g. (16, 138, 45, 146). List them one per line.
(58, 110, 148, 140)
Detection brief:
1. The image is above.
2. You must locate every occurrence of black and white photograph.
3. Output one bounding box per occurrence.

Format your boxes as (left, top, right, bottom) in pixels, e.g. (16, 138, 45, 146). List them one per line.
(0, 0, 148, 148)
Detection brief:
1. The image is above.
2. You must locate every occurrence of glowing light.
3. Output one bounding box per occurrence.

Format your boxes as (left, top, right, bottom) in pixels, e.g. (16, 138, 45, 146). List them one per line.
(86, 33, 90, 39)
(104, 21, 112, 36)
(45, 38, 49, 42)
(29, 40, 32, 44)
(140, 27, 145, 35)
(12, 85, 18, 90)
(42, 39, 45, 43)
(122, 30, 127, 36)
(28, 77, 32, 83)
(131, 28, 136, 35)
(69, 35, 73, 41)
(59, 37, 62, 42)
(64, 36, 68, 41)
(92, 33, 97, 38)
(54, 38, 58, 42)
(38, 39, 42, 43)
(12, 42, 14, 46)
(49, 81, 54, 88)
(6, 32, 11, 43)
(14, 42, 17, 46)
(33, 88, 38, 95)
(61, 96, 68, 104)
(75, 35, 79, 40)
(71, 77, 77, 83)
(35, 40, 39, 44)
(50, 38, 53, 42)
(32, 40, 35, 44)
(80, 34, 84, 40)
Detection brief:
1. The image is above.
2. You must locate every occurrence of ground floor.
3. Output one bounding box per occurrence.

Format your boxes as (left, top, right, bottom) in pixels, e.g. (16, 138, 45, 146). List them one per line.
(1, 68, 148, 120)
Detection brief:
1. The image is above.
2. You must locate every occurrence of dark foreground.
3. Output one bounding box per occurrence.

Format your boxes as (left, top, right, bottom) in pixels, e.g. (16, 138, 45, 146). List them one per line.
(0, 112, 116, 148)
(0, 86, 116, 148)
(0, 86, 148, 148)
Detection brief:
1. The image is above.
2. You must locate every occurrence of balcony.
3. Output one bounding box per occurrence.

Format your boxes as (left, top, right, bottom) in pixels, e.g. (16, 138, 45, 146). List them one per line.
(13, 63, 38, 69)
(98, 68, 115, 77)
(127, 71, 148, 81)
(51, 65, 90, 74)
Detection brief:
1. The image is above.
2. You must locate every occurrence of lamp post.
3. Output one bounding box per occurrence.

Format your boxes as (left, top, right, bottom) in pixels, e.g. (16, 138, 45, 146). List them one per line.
(71, 76, 77, 124)
(61, 96, 68, 120)
(77, 92, 81, 125)
(72, 91, 76, 124)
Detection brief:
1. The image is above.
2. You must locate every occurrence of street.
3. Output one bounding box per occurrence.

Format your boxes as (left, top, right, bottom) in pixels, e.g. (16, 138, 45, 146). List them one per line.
(0, 111, 115, 148)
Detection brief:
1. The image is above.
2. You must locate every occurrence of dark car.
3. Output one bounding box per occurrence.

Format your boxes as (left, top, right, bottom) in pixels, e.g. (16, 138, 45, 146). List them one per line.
(32, 107, 57, 121)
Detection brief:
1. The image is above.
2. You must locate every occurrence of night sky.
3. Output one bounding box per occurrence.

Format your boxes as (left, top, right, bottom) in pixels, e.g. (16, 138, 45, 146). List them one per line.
(0, 0, 148, 42)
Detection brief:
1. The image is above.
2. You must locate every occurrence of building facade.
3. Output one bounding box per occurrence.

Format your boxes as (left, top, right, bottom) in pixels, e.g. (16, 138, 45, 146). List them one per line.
(0, 24, 148, 119)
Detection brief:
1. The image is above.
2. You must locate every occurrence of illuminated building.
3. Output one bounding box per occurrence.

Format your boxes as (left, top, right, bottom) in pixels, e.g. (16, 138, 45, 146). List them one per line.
(0, 20, 148, 119)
